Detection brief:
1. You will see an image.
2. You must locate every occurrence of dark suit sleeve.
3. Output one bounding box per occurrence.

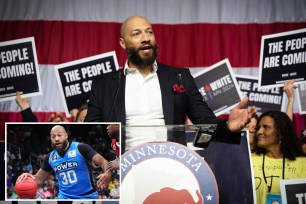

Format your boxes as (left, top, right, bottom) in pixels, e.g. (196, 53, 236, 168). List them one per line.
(182, 69, 240, 144)
(20, 107, 38, 122)
(214, 120, 241, 144)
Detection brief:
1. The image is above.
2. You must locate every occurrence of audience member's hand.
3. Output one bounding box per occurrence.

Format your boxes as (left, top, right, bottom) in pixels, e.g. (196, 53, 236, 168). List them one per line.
(283, 80, 296, 100)
(48, 112, 69, 122)
(228, 97, 256, 133)
(15, 91, 30, 111)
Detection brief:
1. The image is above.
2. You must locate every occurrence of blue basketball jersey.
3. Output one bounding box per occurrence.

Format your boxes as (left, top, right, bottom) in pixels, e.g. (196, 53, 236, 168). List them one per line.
(48, 142, 98, 199)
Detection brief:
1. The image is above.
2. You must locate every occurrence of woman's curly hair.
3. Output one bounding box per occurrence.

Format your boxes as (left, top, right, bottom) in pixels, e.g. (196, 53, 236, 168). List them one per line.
(254, 110, 304, 160)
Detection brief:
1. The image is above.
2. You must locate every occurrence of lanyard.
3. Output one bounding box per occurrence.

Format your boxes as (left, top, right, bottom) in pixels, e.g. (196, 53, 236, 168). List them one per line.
(262, 154, 285, 193)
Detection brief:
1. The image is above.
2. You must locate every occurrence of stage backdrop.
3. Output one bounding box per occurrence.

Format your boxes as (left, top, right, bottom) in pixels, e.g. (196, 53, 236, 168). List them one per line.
(1, 0, 306, 140)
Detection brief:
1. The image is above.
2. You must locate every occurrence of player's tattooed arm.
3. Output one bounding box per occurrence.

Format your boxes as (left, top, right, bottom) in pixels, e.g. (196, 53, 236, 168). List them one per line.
(34, 169, 51, 186)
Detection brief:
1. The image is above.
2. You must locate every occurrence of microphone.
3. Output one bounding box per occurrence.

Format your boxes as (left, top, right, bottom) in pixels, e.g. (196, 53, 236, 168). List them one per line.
(108, 71, 122, 121)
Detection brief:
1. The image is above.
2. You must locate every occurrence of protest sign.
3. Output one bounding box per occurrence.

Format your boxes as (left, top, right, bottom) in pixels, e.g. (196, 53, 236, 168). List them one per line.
(55, 51, 119, 116)
(280, 178, 306, 204)
(236, 75, 283, 114)
(0, 37, 42, 102)
(259, 28, 306, 89)
(193, 59, 242, 116)
(297, 82, 306, 115)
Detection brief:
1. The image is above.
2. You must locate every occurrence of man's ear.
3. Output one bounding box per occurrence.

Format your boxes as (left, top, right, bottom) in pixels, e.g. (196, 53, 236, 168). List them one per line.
(119, 38, 126, 49)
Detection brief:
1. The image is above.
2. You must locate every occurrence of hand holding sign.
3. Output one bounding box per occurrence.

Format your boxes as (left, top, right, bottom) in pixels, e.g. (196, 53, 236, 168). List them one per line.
(283, 80, 297, 100)
(227, 97, 256, 133)
(283, 80, 297, 120)
(15, 91, 30, 111)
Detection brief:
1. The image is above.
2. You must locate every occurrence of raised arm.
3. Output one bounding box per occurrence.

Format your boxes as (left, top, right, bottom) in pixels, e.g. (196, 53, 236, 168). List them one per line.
(15, 91, 38, 122)
(15, 91, 30, 111)
(283, 80, 296, 120)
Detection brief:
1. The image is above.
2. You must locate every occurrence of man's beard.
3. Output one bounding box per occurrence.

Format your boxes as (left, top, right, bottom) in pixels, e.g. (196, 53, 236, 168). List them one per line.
(51, 140, 68, 153)
(109, 131, 119, 140)
(126, 44, 158, 67)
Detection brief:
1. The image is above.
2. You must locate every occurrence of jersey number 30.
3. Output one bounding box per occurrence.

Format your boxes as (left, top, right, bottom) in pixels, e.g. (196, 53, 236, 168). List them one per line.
(59, 170, 78, 185)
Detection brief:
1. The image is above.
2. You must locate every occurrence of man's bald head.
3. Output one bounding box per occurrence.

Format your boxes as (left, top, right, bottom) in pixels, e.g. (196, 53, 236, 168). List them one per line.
(120, 16, 151, 38)
(50, 125, 66, 133)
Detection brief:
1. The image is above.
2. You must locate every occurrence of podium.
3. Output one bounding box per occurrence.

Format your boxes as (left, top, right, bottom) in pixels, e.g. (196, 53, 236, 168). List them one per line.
(120, 125, 255, 204)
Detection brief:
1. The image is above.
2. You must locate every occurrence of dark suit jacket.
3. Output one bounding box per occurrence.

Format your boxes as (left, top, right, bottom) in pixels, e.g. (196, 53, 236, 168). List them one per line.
(85, 63, 240, 151)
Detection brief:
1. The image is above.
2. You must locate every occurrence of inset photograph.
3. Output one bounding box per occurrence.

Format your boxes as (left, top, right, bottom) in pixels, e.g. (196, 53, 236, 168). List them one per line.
(5, 123, 121, 201)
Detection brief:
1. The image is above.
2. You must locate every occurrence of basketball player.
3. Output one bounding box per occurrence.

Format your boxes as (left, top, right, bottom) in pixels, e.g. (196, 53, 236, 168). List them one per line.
(17, 125, 111, 199)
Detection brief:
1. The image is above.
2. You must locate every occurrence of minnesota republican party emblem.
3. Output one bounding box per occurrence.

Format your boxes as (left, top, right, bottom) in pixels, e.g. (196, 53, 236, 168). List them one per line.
(121, 142, 218, 203)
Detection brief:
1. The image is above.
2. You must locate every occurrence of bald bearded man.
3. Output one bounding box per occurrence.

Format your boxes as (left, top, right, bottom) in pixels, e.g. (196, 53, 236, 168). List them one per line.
(17, 125, 111, 199)
(85, 16, 256, 152)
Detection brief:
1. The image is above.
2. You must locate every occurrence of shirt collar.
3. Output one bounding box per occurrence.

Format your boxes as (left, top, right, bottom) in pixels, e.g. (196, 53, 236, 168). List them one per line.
(123, 60, 158, 75)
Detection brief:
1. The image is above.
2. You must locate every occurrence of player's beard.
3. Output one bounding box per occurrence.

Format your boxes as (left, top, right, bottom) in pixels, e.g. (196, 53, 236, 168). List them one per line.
(126, 43, 158, 67)
(52, 140, 68, 153)
(109, 131, 119, 140)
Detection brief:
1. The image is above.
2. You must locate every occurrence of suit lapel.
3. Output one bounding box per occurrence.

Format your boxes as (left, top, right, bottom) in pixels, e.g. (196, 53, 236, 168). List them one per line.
(111, 70, 126, 124)
(157, 65, 174, 125)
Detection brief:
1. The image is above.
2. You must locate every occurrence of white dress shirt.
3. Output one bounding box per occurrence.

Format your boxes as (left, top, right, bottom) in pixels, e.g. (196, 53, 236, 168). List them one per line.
(124, 61, 167, 150)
